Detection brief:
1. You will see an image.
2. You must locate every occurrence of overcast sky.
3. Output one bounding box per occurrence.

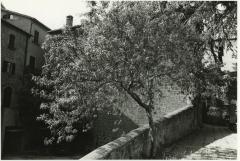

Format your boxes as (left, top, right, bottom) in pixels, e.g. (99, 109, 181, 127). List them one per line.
(1, 0, 89, 30)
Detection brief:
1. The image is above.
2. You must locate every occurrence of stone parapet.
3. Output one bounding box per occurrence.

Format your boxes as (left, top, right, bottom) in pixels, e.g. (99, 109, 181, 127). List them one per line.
(81, 105, 201, 159)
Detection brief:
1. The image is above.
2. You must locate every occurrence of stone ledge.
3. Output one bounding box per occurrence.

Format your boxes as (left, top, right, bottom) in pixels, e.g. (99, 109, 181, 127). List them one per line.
(81, 125, 149, 160)
(80, 105, 196, 159)
(163, 105, 193, 119)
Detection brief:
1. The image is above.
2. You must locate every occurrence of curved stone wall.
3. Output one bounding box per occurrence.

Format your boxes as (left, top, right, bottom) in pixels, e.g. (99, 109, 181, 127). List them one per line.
(81, 105, 201, 159)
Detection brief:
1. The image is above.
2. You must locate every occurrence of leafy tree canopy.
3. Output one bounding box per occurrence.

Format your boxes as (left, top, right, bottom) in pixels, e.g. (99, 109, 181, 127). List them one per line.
(34, 1, 236, 155)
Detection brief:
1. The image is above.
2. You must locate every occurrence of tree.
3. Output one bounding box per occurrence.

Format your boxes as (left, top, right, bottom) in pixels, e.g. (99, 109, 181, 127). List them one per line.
(33, 27, 110, 144)
(171, 1, 237, 64)
(34, 1, 118, 146)
(167, 1, 237, 109)
(19, 67, 42, 127)
(83, 1, 207, 156)
(34, 1, 235, 158)
(18, 66, 47, 151)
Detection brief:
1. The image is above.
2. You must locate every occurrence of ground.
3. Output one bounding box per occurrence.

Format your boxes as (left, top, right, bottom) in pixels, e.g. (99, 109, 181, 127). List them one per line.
(3, 124, 237, 160)
(161, 124, 237, 160)
(2, 154, 83, 160)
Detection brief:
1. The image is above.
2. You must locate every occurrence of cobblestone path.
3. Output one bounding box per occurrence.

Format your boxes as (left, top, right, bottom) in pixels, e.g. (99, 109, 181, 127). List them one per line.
(161, 124, 237, 160)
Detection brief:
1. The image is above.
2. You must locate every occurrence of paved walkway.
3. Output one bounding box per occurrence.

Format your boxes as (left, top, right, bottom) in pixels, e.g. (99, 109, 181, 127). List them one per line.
(161, 124, 237, 160)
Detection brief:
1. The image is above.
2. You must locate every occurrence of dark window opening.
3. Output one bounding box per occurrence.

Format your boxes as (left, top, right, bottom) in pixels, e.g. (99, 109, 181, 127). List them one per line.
(33, 30, 39, 44)
(29, 56, 35, 69)
(12, 63, 15, 74)
(2, 61, 8, 72)
(8, 34, 15, 50)
(3, 14, 10, 19)
(3, 87, 12, 107)
(3, 14, 14, 19)
(2, 61, 15, 74)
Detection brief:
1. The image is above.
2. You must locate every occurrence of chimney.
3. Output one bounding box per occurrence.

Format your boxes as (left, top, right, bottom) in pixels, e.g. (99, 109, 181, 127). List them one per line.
(66, 15, 73, 27)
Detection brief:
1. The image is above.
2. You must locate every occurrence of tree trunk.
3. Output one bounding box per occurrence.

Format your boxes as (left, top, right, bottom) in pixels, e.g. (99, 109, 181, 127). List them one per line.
(145, 108, 156, 158)
(209, 39, 218, 63)
(123, 87, 156, 158)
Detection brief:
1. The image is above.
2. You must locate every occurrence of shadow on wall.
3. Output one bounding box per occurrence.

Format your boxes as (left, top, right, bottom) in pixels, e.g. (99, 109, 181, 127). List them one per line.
(80, 105, 199, 159)
(2, 107, 138, 157)
(90, 108, 139, 152)
(61, 107, 139, 156)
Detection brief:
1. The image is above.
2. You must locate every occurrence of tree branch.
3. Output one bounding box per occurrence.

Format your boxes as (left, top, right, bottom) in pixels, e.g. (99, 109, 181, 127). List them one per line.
(209, 38, 218, 63)
(120, 83, 150, 110)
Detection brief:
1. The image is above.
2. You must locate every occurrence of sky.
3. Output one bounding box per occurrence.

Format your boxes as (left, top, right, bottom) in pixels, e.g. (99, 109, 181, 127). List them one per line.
(1, 0, 90, 30)
(1, 1, 228, 30)
(1, 0, 236, 71)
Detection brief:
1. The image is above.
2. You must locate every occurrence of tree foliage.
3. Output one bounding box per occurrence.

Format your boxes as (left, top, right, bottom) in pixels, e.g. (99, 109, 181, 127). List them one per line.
(18, 67, 42, 127)
(172, 1, 237, 64)
(167, 1, 237, 106)
(34, 1, 236, 156)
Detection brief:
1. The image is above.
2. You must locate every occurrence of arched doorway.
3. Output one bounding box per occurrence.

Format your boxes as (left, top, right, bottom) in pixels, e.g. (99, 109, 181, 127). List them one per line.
(3, 87, 12, 108)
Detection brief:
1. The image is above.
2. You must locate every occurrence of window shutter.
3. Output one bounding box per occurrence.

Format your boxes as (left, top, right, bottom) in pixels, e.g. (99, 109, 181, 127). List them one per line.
(12, 63, 15, 74)
(8, 34, 15, 49)
(29, 56, 35, 69)
(34, 31, 39, 44)
(7, 63, 11, 72)
(3, 87, 12, 107)
(2, 61, 8, 72)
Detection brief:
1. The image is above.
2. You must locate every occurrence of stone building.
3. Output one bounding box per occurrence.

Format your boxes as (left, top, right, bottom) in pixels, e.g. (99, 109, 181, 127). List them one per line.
(1, 19, 31, 152)
(1, 7, 50, 154)
(1, 8, 51, 69)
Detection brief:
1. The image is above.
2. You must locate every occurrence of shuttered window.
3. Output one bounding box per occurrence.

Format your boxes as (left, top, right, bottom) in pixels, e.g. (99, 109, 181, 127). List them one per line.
(8, 34, 15, 49)
(29, 56, 35, 69)
(3, 87, 12, 107)
(2, 61, 15, 74)
(33, 30, 39, 44)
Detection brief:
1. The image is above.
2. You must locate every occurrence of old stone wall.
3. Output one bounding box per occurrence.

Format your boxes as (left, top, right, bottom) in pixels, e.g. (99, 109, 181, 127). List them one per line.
(1, 21, 29, 151)
(68, 82, 188, 156)
(153, 106, 197, 152)
(70, 108, 139, 154)
(81, 105, 201, 159)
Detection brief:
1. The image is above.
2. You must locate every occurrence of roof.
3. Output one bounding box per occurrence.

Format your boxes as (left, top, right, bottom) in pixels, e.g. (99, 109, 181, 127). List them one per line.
(1, 19, 31, 36)
(48, 25, 82, 35)
(1, 3, 6, 9)
(1, 8, 51, 31)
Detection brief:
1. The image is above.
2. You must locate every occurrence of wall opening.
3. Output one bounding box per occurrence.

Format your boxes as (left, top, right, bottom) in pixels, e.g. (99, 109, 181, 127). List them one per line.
(3, 87, 12, 108)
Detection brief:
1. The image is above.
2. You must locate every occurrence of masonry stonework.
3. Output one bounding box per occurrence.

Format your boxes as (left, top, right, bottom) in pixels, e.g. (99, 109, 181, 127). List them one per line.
(81, 105, 201, 159)
(1, 8, 50, 154)
(1, 20, 30, 151)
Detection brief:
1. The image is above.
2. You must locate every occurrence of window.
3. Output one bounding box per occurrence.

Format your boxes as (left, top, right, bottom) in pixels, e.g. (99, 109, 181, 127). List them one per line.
(3, 87, 12, 107)
(29, 56, 35, 69)
(3, 14, 10, 19)
(8, 34, 15, 50)
(33, 30, 39, 44)
(2, 61, 15, 74)
(3, 14, 14, 19)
